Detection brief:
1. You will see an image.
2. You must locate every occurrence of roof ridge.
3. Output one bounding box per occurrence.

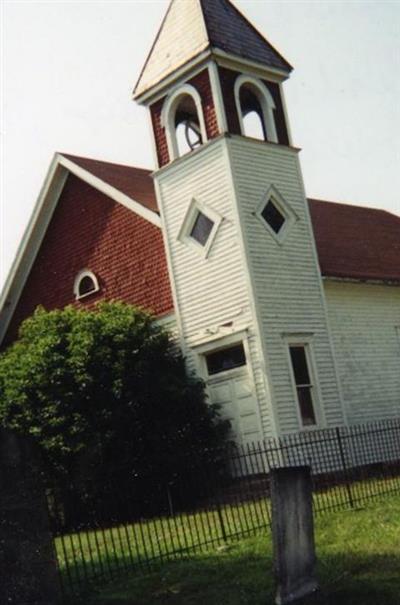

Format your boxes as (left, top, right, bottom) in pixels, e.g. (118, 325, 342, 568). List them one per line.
(308, 197, 400, 219)
(60, 153, 152, 174)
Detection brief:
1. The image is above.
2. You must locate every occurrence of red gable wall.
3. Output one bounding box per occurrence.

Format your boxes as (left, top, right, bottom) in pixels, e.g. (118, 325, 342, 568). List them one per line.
(5, 174, 174, 344)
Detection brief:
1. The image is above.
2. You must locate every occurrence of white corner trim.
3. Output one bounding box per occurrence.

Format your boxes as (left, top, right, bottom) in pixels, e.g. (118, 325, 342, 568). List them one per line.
(147, 106, 160, 170)
(208, 61, 228, 133)
(278, 82, 293, 147)
(57, 155, 161, 228)
(293, 154, 349, 427)
(223, 137, 280, 440)
(234, 74, 278, 143)
(153, 176, 186, 356)
(160, 83, 208, 161)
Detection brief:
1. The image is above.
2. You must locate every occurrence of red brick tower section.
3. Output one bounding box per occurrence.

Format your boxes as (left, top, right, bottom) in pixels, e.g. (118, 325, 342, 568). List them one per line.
(150, 69, 220, 168)
(218, 66, 290, 146)
(5, 174, 174, 345)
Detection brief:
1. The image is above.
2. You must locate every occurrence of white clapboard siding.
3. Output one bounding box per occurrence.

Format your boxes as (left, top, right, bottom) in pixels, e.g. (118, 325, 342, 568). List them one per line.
(155, 139, 275, 439)
(325, 281, 400, 424)
(228, 136, 345, 434)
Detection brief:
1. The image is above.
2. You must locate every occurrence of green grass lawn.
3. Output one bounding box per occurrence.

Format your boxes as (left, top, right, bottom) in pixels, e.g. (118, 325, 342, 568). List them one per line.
(56, 475, 400, 589)
(66, 493, 400, 605)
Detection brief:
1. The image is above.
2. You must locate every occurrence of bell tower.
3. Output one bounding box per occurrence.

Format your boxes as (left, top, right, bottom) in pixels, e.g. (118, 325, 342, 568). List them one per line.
(134, 0, 346, 442)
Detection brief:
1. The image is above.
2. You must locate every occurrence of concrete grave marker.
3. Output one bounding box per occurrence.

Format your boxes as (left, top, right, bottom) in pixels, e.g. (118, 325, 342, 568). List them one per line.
(270, 466, 318, 604)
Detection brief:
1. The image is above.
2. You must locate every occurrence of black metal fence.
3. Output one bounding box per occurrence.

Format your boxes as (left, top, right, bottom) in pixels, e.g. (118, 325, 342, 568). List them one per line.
(49, 418, 400, 597)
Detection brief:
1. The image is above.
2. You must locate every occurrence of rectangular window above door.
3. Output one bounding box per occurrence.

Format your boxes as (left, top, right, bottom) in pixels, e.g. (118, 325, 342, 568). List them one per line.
(205, 343, 246, 376)
(289, 345, 317, 428)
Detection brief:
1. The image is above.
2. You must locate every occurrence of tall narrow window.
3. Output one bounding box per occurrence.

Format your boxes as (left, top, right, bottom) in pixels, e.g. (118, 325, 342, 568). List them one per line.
(289, 345, 317, 427)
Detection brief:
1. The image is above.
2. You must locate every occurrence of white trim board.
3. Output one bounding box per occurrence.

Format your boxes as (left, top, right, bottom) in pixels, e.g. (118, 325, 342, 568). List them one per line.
(57, 155, 161, 228)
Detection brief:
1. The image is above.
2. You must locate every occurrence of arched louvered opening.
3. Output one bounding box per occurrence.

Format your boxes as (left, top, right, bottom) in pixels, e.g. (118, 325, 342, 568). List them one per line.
(162, 84, 207, 161)
(174, 94, 203, 157)
(240, 86, 266, 140)
(235, 76, 278, 144)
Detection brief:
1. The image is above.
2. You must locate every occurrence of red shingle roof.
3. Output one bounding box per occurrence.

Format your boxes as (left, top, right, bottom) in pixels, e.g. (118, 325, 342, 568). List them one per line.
(309, 199, 400, 283)
(63, 154, 400, 284)
(62, 154, 158, 212)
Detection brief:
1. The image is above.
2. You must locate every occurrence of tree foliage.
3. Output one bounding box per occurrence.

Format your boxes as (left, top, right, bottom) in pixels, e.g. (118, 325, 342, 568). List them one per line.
(0, 303, 229, 490)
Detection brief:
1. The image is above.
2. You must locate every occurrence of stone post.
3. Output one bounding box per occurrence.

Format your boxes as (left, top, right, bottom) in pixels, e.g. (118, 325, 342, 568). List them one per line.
(270, 466, 318, 604)
(0, 429, 62, 605)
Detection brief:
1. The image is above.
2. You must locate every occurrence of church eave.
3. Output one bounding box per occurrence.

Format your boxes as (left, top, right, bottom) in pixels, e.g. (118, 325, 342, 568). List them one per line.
(134, 46, 289, 105)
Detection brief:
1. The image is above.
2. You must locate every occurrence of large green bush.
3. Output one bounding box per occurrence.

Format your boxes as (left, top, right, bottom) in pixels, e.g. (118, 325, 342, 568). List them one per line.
(0, 303, 229, 496)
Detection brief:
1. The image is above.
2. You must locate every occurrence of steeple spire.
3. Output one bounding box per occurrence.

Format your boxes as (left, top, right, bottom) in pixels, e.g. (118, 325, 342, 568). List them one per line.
(134, 0, 292, 99)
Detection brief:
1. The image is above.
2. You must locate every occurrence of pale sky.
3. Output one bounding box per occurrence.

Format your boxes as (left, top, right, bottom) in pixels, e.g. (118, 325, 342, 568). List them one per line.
(1, 0, 399, 291)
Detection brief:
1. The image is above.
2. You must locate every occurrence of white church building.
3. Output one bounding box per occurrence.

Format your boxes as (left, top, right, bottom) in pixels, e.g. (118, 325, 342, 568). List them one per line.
(1, 0, 399, 445)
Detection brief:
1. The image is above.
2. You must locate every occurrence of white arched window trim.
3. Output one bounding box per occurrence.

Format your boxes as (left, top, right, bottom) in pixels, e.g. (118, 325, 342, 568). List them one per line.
(73, 269, 100, 300)
(234, 75, 278, 144)
(161, 83, 208, 161)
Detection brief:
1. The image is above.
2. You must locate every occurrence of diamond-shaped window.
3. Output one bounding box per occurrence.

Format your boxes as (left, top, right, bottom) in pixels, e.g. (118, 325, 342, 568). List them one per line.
(261, 200, 286, 234)
(256, 185, 297, 244)
(190, 211, 214, 246)
(178, 200, 223, 257)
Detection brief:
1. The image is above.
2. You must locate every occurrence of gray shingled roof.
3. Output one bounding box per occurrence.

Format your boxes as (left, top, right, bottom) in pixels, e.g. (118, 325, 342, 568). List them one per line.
(134, 0, 292, 97)
(200, 0, 292, 72)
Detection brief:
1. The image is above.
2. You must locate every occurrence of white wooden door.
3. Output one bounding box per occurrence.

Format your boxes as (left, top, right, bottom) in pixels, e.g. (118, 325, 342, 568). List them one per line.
(205, 343, 262, 446)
